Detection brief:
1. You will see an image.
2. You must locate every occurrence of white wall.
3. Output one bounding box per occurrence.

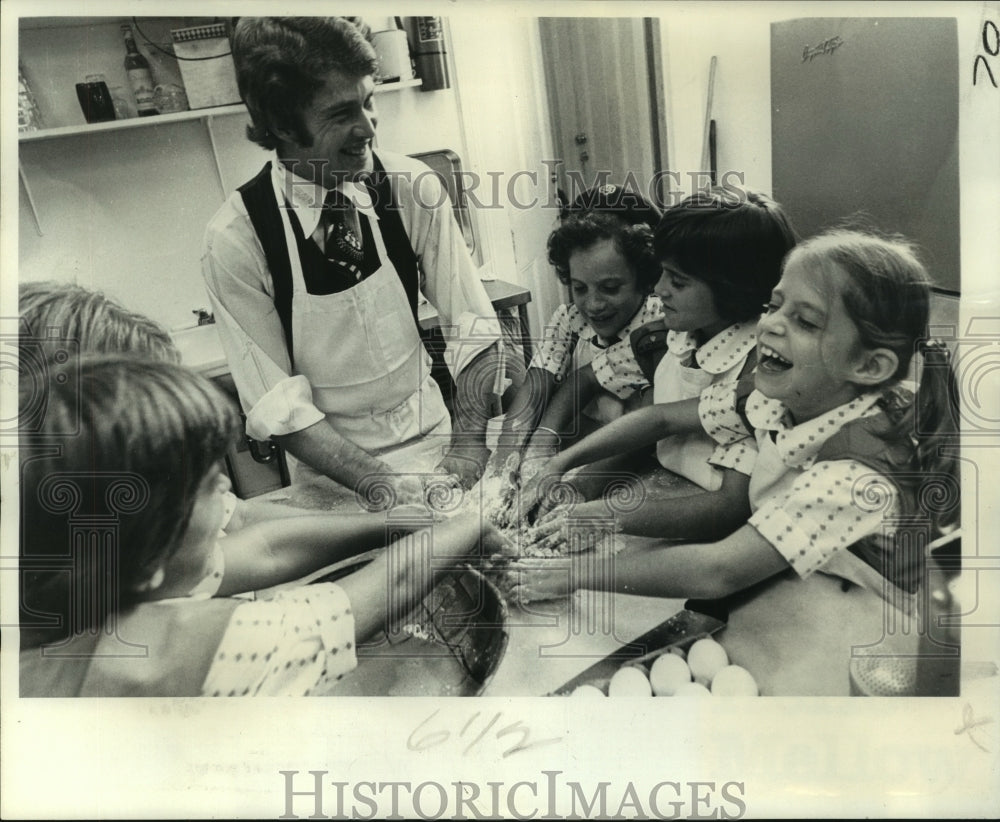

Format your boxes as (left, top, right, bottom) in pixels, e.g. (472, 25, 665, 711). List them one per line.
(448, 11, 561, 336)
(658, 5, 780, 199)
(15, 5, 992, 337)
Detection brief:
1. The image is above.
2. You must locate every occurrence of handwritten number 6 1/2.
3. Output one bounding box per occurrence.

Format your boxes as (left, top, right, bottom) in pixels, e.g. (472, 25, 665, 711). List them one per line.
(407, 709, 562, 758)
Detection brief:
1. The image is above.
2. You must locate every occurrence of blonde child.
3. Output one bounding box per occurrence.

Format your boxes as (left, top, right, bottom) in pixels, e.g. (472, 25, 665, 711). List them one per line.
(490, 186, 663, 475)
(18, 280, 303, 531)
(17, 280, 433, 599)
(18, 280, 179, 360)
(510, 229, 960, 695)
(523, 188, 796, 541)
(19, 356, 509, 696)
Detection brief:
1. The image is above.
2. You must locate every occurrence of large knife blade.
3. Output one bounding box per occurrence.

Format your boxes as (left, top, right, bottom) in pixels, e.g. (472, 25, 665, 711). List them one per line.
(549, 608, 726, 696)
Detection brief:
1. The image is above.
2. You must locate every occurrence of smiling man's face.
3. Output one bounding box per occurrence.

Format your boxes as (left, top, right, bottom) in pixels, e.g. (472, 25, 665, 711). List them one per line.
(279, 69, 378, 188)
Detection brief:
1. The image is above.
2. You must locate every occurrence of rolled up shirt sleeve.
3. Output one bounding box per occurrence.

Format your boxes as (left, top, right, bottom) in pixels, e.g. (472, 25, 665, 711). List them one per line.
(749, 459, 898, 579)
(529, 303, 577, 379)
(245, 375, 326, 440)
(201, 197, 327, 438)
(394, 153, 501, 379)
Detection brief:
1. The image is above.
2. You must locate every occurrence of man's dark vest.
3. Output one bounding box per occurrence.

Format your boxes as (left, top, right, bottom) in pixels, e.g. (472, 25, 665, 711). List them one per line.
(236, 154, 422, 365)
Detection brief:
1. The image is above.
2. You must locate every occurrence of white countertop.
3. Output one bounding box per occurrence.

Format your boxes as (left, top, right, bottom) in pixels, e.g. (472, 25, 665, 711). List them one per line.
(171, 324, 230, 379)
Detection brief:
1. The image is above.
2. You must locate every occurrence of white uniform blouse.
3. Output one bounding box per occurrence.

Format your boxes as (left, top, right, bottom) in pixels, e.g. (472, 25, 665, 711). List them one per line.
(653, 321, 758, 489)
(743, 390, 901, 584)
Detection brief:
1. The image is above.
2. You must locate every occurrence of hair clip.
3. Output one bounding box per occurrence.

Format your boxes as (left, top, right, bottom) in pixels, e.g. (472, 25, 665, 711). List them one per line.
(918, 338, 951, 361)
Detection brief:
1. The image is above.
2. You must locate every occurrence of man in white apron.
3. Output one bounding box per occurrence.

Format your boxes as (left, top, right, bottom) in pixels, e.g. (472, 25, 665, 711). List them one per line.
(201, 18, 502, 505)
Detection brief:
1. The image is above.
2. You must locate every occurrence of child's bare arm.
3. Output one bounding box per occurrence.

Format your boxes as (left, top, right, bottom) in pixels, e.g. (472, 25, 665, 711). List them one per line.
(528, 362, 601, 448)
(215, 513, 424, 596)
(492, 367, 557, 455)
(510, 522, 788, 603)
(534, 467, 751, 545)
(226, 497, 330, 532)
(545, 395, 703, 476)
(337, 511, 511, 643)
(617, 467, 751, 540)
(615, 524, 789, 598)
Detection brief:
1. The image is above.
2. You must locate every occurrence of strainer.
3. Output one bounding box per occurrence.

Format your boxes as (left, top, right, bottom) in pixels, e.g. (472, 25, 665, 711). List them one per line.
(849, 655, 918, 696)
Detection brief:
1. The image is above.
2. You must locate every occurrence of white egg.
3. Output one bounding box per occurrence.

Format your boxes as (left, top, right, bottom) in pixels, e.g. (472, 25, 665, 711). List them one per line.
(571, 684, 606, 698)
(608, 665, 653, 697)
(686, 638, 729, 686)
(672, 681, 712, 697)
(649, 653, 692, 696)
(710, 665, 759, 696)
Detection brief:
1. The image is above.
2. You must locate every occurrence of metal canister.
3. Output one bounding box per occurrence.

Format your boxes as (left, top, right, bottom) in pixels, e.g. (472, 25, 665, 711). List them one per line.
(404, 17, 450, 91)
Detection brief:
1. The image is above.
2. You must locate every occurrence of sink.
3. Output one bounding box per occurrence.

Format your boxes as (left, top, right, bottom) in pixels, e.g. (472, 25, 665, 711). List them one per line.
(170, 324, 228, 377)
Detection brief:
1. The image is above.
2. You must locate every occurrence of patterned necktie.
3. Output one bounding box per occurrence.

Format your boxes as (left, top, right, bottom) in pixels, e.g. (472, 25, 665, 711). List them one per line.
(322, 189, 365, 279)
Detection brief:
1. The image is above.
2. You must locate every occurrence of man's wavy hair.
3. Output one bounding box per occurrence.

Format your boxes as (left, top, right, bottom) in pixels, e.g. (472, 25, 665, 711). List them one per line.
(233, 17, 378, 151)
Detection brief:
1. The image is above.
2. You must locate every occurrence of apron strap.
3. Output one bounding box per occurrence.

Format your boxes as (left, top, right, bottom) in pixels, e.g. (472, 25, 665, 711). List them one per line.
(815, 405, 923, 593)
(238, 161, 296, 364)
(238, 155, 424, 361)
(629, 318, 669, 384)
(732, 346, 759, 434)
(365, 153, 421, 321)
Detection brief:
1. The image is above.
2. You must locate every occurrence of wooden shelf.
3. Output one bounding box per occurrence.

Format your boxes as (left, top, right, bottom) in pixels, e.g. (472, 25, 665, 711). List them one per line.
(18, 79, 422, 143)
(378, 78, 423, 92)
(18, 104, 246, 142)
(17, 75, 426, 237)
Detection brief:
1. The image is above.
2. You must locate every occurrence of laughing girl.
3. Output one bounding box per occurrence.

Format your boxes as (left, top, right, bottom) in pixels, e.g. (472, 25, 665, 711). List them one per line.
(510, 229, 960, 695)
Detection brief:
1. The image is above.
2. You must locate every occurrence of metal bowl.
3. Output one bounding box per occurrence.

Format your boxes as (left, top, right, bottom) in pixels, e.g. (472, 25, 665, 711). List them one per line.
(315, 561, 509, 697)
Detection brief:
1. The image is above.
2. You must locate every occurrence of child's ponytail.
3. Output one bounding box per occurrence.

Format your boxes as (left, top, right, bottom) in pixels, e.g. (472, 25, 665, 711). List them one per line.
(791, 229, 962, 532)
(911, 338, 961, 528)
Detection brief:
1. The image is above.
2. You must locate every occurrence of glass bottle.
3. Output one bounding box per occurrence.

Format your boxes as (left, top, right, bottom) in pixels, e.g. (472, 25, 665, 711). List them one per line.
(145, 48, 190, 114)
(18, 62, 45, 131)
(121, 24, 158, 117)
(105, 80, 132, 120)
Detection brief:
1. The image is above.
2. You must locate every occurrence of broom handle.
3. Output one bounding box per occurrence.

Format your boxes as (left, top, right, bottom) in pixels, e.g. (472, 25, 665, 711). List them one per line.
(700, 56, 718, 174)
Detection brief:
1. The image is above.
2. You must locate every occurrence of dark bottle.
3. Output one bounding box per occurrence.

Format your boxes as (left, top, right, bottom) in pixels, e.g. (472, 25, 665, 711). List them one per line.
(121, 24, 158, 117)
(75, 74, 116, 123)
